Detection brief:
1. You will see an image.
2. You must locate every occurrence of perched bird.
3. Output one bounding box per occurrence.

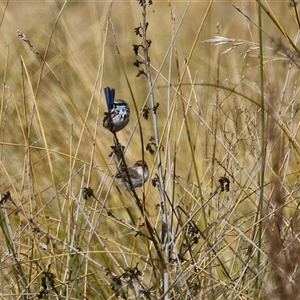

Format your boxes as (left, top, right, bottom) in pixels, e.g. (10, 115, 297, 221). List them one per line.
(116, 160, 149, 189)
(103, 87, 130, 132)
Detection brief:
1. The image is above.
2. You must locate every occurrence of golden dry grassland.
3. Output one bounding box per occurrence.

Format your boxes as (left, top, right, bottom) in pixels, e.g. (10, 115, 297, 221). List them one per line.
(1, 1, 300, 299)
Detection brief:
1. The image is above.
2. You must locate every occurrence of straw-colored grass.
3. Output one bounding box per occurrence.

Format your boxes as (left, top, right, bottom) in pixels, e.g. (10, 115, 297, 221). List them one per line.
(1, 1, 300, 299)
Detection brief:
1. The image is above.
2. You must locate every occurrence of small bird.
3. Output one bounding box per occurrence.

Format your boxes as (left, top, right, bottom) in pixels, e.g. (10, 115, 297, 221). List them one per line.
(116, 160, 149, 189)
(103, 87, 130, 132)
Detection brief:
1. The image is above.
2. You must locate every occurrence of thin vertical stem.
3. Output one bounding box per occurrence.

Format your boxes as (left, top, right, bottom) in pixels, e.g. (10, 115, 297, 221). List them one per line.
(256, 0, 265, 294)
(140, 1, 169, 297)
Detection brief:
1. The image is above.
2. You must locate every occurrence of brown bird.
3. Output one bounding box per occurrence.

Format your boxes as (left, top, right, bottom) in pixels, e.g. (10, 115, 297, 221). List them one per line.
(116, 160, 149, 189)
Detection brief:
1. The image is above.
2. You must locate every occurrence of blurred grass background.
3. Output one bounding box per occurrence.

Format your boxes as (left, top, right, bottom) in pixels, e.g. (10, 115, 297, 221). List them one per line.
(1, 0, 300, 299)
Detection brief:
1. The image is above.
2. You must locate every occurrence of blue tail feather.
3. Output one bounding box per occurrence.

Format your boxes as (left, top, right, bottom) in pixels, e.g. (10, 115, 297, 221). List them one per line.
(104, 87, 115, 111)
